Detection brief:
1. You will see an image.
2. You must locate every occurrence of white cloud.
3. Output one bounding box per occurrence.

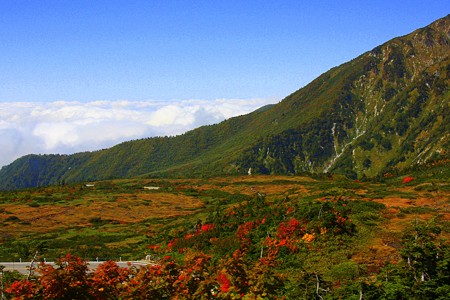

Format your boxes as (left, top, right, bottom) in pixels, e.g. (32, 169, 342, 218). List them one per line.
(0, 98, 276, 167)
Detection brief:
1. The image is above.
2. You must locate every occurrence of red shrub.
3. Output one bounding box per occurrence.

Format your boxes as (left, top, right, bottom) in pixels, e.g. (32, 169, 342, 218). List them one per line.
(236, 221, 256, 241)
(402, 176, 414, 184)
(5, 280, 36, 299)
(91, 260, 130, 298)
(200, 223, 215, 232)
(217, 273, 231, 293)
(38, 254, 91, 300)
(277, 218, 302, 239)
(167, 239, 178, 248)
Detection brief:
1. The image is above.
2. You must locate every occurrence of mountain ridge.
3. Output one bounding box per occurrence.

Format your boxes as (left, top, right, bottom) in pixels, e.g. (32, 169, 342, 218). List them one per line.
(0, 14, 448, 190)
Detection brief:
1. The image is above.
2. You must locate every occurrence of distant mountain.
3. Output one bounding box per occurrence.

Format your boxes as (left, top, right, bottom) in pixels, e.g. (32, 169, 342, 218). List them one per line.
(1, 15, 448, 190)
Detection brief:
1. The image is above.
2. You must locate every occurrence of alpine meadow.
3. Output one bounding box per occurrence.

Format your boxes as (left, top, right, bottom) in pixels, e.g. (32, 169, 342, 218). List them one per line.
(1, 14, 449, 300)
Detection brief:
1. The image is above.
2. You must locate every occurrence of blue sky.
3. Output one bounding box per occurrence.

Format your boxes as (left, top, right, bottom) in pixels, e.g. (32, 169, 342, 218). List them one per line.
(1, 0, 448, 102)
(0, 1, 448, 167)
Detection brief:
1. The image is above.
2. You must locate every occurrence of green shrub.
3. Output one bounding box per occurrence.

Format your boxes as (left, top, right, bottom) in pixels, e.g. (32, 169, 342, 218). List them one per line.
(354, 211, 382, 226)
(5, 216, 20, 222)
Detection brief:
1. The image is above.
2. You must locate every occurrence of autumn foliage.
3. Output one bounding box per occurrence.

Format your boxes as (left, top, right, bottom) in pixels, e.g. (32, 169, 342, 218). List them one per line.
(6, 191, 448, 299)
(5, 280, 36, 299)
(402, 176, 414, 184)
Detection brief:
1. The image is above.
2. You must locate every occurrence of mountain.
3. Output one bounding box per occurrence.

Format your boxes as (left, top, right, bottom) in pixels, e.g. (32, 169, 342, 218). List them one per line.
(0, 15, 449, 190)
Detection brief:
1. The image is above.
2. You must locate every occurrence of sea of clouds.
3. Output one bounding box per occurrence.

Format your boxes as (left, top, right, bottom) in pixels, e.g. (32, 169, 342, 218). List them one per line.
(0, 98, 276, 168)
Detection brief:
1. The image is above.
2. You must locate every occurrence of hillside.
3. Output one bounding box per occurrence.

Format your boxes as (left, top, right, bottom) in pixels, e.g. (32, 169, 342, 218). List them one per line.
(0, 15, 449, 190)
(239, 14, 450, 178)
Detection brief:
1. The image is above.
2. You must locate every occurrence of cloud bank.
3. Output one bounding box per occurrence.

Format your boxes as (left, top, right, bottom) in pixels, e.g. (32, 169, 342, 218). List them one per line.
(0, 98, 276, 168)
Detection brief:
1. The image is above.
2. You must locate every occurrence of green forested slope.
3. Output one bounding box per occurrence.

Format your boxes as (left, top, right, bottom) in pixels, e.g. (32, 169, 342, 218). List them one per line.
(0, 15, 448, 189)
(238, 15, 450, 178)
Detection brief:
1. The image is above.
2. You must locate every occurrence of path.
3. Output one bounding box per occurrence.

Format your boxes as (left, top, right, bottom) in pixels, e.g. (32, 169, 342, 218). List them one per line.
(0, 260, 152, 275)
